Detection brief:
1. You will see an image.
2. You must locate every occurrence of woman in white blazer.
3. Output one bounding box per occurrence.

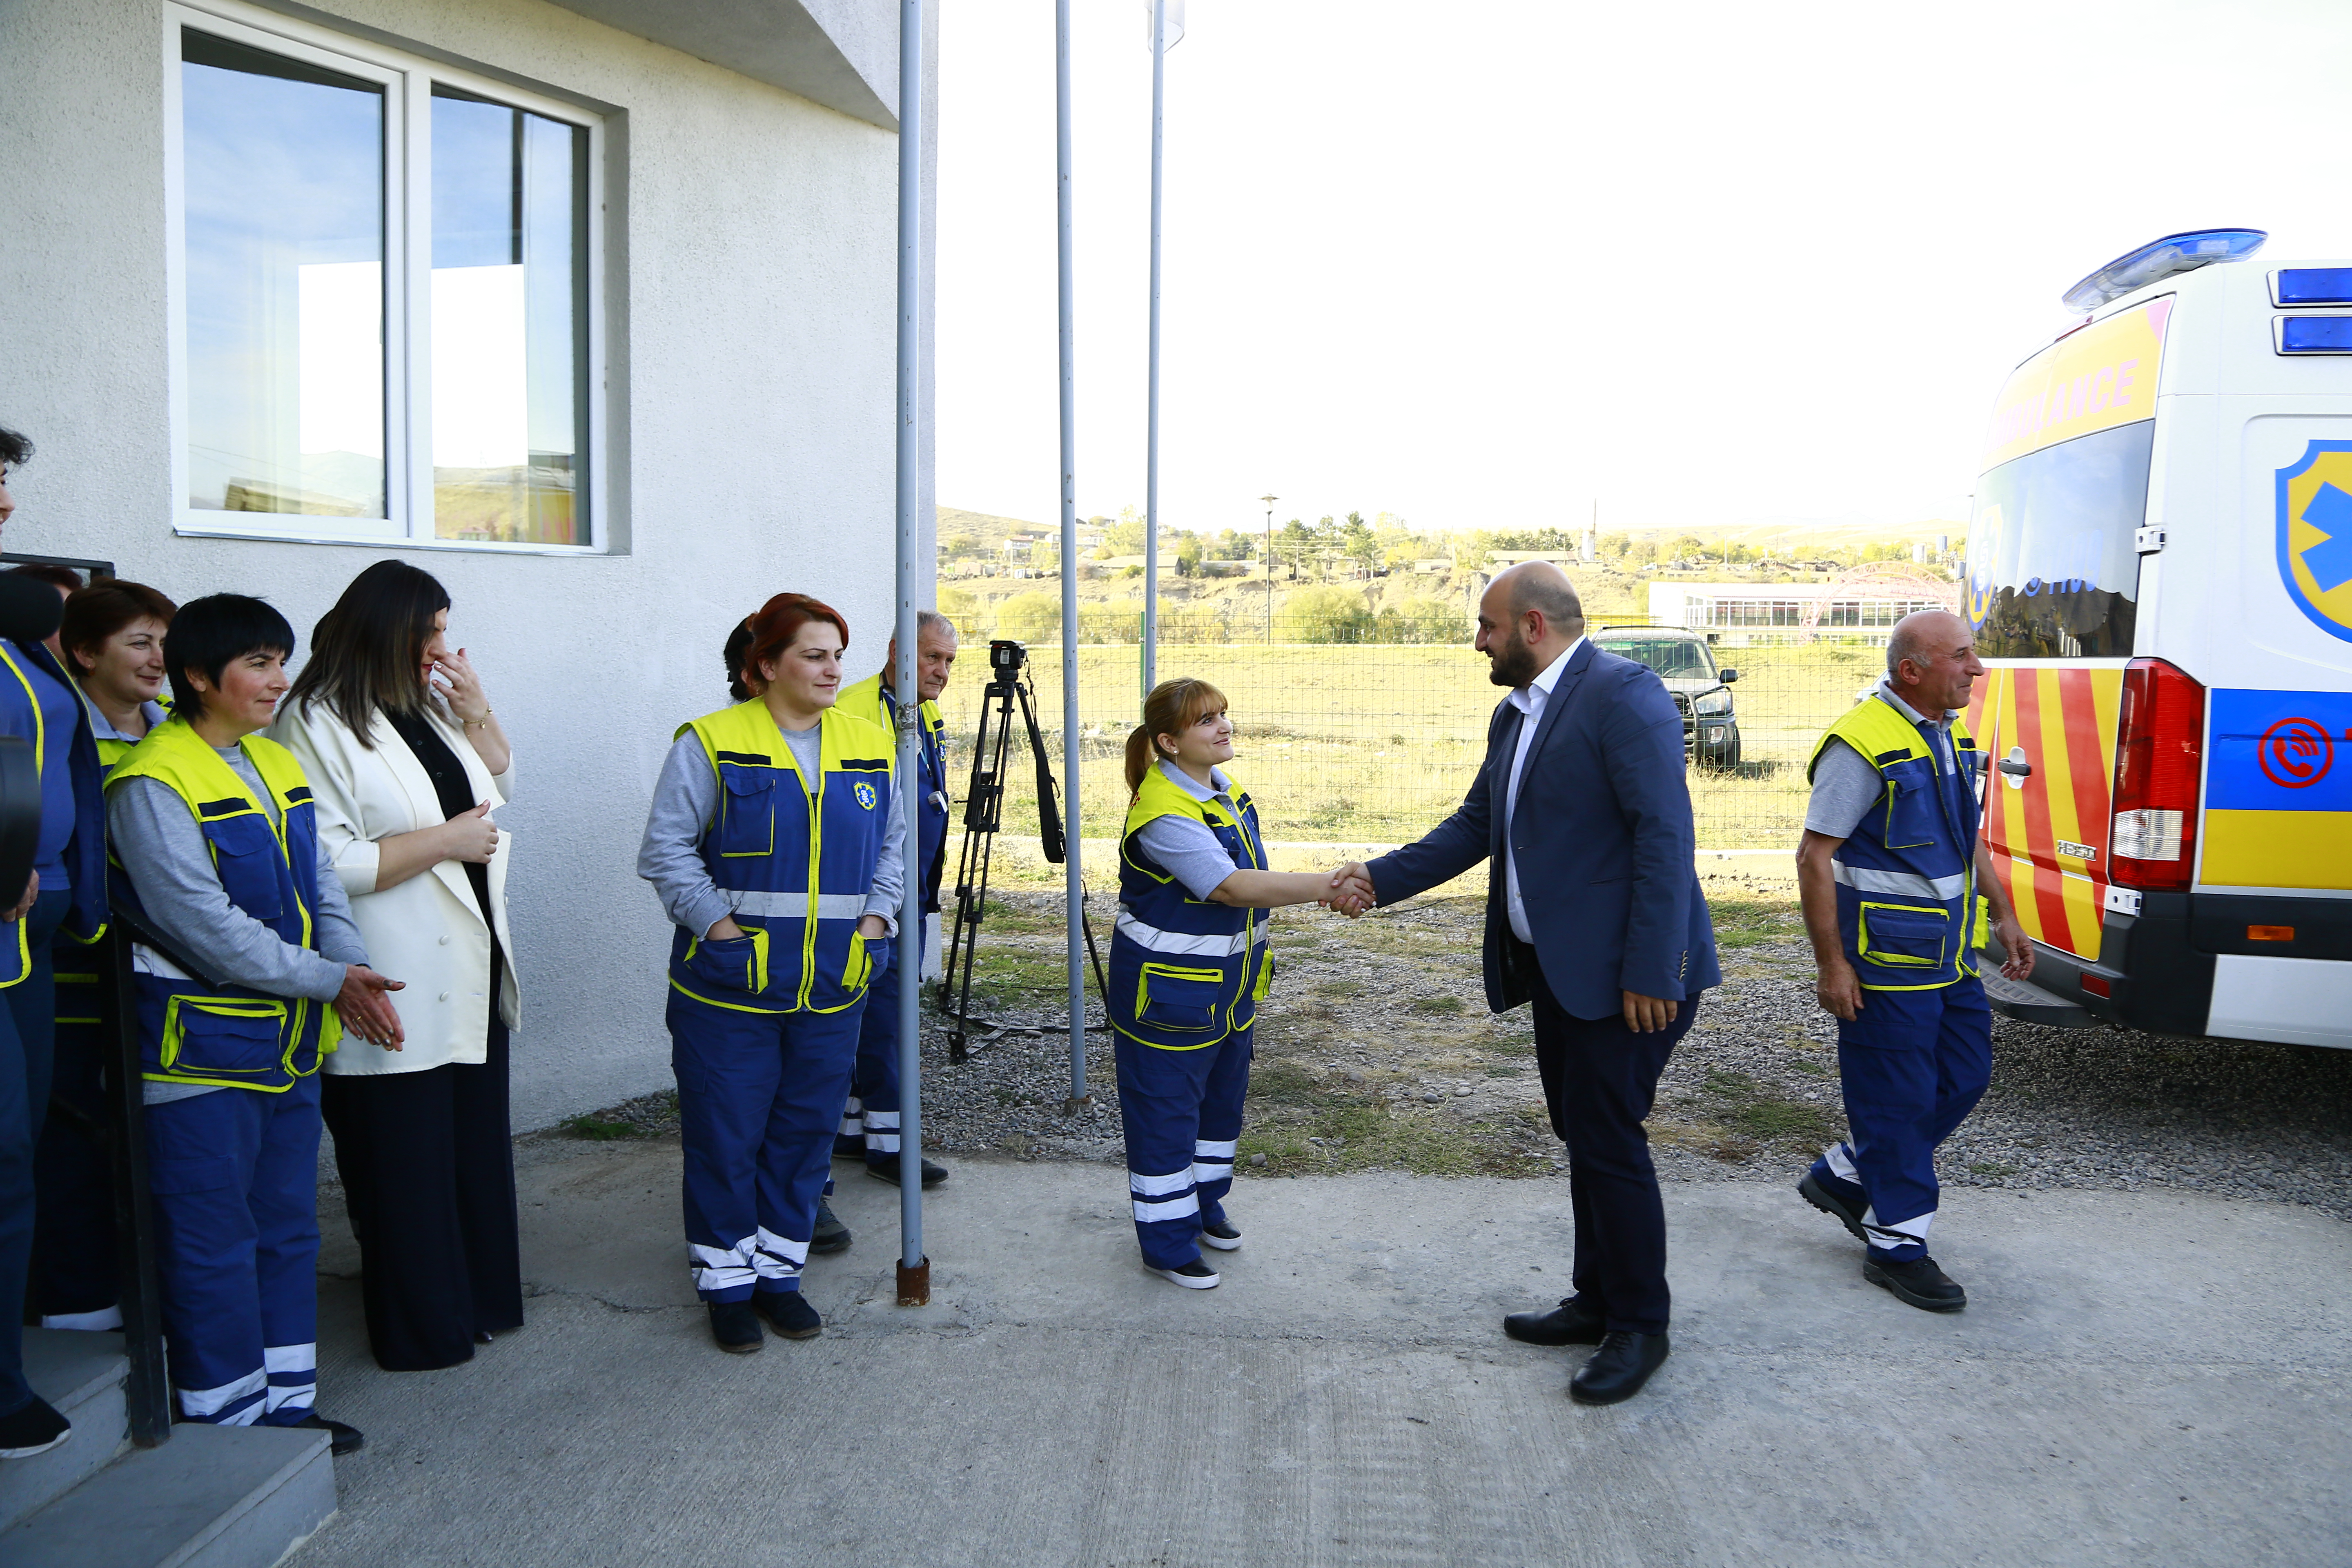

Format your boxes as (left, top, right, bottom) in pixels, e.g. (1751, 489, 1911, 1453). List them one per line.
(272, 560, 523, 1372)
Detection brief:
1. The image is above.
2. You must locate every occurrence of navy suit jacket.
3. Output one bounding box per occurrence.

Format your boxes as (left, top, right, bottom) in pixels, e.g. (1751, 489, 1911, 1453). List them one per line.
(1366, 640, 1720, 1020)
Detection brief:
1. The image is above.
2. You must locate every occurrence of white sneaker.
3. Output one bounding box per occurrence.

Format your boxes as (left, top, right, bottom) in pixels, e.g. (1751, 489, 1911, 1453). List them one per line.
(1199, 1220, 1242, 1252)
(1147, 1259, 1221, 1289)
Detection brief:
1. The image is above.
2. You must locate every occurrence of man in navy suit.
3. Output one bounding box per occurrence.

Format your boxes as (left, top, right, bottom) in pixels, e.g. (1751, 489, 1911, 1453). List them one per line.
(1334, 562, 1718, 1405)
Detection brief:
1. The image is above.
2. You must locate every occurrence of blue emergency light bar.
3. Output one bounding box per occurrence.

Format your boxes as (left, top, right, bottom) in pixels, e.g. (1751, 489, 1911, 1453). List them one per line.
(2275, 268, 2352, 305)
(2061, 229, 2267, 313)
(2276, 317, 2352, 354)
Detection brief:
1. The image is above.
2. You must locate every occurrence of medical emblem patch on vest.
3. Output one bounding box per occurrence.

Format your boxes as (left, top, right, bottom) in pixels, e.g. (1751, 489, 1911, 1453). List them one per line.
(854, 781, 878, 810)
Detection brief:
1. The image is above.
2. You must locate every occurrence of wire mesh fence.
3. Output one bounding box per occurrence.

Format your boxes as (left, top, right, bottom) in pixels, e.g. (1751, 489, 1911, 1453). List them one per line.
(935, 612, 1889, 853)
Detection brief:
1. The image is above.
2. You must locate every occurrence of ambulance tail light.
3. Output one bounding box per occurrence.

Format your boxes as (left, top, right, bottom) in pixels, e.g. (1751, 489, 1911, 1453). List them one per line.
(2109, 658, 2205, 892)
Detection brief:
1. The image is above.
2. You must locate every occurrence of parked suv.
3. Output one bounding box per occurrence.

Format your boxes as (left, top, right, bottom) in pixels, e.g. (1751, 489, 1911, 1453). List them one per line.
(1590, 626, 1742, 767)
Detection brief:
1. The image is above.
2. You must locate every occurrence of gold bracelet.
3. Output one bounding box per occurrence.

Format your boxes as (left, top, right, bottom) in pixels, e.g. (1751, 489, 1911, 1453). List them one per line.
(465, 709, 494, 728)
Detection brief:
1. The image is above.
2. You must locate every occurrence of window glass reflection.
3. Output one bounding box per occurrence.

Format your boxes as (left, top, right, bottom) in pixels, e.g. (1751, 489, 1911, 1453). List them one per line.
(430, 87, 586, 545)
(181, 29, 386, 519)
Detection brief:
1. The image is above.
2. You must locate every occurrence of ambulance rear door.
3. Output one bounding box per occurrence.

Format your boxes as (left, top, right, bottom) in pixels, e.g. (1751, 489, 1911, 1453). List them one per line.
(1963, 297, 2168, 964)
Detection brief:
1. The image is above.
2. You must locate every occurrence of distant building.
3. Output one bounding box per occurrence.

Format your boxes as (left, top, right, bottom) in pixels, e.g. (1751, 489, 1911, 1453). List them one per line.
(1648, 578, 1959, 644)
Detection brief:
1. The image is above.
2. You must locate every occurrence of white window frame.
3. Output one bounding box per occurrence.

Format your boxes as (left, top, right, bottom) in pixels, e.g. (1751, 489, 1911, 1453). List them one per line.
(163, 0, 609, 555)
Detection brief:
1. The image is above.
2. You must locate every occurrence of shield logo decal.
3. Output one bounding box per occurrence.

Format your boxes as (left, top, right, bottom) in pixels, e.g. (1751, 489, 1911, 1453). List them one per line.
(2276, 441, 2352, 644)
(854, 780, 878, 811)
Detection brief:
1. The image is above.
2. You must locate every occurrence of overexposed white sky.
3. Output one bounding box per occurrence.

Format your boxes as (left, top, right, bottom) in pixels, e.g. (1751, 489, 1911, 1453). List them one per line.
(936, 0, 2352, 540)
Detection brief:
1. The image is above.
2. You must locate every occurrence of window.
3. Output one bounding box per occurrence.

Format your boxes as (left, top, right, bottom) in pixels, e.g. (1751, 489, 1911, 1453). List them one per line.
(1964, 420, 2152, 659)
(167, 4, 601, 550)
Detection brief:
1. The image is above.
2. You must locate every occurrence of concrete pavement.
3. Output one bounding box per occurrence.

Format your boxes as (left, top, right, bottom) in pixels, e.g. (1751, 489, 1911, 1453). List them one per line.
(295, 1143, 2351, 1566)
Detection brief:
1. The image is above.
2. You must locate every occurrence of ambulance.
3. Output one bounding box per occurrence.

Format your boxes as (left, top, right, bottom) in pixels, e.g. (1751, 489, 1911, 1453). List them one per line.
(1962, 228, 2352, 1050)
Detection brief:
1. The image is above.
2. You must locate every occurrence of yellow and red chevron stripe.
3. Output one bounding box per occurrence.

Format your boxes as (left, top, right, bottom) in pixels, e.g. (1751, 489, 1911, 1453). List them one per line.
(1980, 665, 2124, 960)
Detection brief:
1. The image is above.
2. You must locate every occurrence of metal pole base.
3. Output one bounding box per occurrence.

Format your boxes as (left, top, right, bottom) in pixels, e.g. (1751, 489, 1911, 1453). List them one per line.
(1061, 1094, 1094, 1115)
(896, 1256, 932, 1307)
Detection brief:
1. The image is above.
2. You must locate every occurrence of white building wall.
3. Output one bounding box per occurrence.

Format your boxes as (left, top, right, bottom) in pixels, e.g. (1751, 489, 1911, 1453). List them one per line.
(0, 0, 934, 1129)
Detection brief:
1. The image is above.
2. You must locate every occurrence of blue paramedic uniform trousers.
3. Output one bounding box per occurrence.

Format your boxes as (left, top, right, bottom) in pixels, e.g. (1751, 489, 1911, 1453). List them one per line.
(1116, 1025, 1251, 1270)
(33, 935, 118, 1330)
(840, 931, 921, 1163)
(145, 1074, 324, 1426)
(669, 989, 862, 1301)
(0, 892, 68, 1418)
(1809, 975, 1993, 1262)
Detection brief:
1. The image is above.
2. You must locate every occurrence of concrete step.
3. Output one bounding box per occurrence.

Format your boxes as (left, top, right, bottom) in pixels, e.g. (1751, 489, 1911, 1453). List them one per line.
(2, 1423, 335, 1568)
(1, 1330, 129, 1531)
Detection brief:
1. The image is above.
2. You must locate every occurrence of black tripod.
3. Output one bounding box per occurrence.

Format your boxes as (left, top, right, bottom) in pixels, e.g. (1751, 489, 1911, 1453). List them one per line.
(938, 639, 1107, 1062)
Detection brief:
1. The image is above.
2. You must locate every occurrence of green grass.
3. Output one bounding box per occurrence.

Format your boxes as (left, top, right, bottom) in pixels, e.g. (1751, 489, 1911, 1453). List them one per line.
(938, 641, 1887, 852)
(1709, 894, 1804, 948)
(1408, 995, 1466, 1015)
(1245, 1058, 1327, 1106)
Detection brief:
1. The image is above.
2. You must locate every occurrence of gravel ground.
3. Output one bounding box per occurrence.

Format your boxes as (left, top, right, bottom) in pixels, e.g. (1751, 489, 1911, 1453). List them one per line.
(555, 878, 2352, 1223)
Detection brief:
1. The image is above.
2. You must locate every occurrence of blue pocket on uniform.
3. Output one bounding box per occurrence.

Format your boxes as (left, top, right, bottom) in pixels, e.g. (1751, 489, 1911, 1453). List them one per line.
(145, 1154, 241, 1195)
(1137, 963, 1224, 1032)
(715, 769, 777, 858)
(1858, 902, 1949, 969)
(204, 815, 283, 920)
(684, 931, 766, 996)
(160, 996, 288, 1078)
(1880, 760, 1940, 849)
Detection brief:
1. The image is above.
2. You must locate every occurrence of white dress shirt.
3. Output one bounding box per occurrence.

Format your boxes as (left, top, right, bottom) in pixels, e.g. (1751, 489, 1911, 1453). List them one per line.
(1503, 637, 1584, 943)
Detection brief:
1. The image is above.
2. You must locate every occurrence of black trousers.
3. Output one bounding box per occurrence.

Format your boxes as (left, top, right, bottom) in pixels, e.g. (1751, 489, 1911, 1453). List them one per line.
(1527, 953, 1699, 1337)
(322, 1016, 523, 1371)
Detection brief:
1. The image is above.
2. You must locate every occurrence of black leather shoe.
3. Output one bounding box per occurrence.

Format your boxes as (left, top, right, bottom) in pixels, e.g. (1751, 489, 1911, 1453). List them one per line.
(810, 1198, 852, 1254)
(833, 1134, 866, 1160)
(1503, 1296, 1606, 1347)
(753, 1290, 822, 1339)
(1864, 1255, 1967, 1312)
(1800, 1172, 1870, 1244)
(1568, 1331, 1670, 1406)
(866, 1155, 949, 1188)
(708, 1300, 764, 1353)
(0, 1396, 71, 1459)
(294, 1412, 365, 1457)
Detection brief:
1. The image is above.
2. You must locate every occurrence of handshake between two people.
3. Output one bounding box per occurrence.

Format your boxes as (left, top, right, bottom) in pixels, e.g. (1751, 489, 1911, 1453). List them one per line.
(1321, 861, 1377, 918)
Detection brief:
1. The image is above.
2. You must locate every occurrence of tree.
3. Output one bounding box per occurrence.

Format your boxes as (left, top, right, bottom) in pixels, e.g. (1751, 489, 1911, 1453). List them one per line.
(1174, 533, 1204, 575)
(1282, 585, 1374, 644)
(996, 591, 1059, 642)
(1341, 511, 1379, 575)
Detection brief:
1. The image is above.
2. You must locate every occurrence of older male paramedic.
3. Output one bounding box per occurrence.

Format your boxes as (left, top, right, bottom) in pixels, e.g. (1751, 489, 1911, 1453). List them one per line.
(1794, 609, 2032, 1315)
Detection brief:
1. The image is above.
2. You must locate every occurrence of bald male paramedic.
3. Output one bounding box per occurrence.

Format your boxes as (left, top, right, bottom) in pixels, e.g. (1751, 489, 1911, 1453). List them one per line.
(1794, 609, 2032, 1313)
(833, 611, 956, 1191)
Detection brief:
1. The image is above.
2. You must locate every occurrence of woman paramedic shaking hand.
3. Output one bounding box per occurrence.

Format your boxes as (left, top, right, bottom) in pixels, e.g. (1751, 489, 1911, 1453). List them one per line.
(1113, 677, 1366, 1291)
(636, 592, 905, 1354)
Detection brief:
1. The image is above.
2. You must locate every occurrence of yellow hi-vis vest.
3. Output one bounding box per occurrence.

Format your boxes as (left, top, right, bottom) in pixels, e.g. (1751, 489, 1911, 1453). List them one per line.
(105, 717, 342, 1090)
(1806, 694, 1990, 989)
(1108, 764, 1275, 1049)
(667, 699, 896, 1015)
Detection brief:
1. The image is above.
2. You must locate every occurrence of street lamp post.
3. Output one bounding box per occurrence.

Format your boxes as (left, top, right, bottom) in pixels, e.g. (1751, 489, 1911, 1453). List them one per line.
(1259, 493, 1277, 643)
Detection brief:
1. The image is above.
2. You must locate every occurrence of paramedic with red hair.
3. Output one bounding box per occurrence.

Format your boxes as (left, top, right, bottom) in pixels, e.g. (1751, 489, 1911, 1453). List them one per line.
(637, 593, 905, 1354)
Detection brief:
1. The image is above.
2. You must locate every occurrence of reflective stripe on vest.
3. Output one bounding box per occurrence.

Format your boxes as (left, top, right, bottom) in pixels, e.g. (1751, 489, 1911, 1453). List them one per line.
(1807, 694, 1985, 991)
(668, 699, 895, 1016)
(1109, 765, 1274, 1049)
(103, 716, 340, 1091)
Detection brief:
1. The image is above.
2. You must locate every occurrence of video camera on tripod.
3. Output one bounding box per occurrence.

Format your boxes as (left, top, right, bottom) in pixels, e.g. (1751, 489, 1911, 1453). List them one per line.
(937, 638, 1106, 1061)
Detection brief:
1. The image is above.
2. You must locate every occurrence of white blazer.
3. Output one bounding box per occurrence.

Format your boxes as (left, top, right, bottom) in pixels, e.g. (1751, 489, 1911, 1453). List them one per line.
(270, 695, 521, 1074)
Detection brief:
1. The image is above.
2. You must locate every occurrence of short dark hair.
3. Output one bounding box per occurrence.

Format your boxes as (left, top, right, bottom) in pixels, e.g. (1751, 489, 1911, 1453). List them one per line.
(722, 616, 756, 702)
(9, 564, 84, 596)
(286, 560, 451, 746)
(0, 427, 31, 472)
(165, 594, 295, 719)
(61, 580, 178, 677)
